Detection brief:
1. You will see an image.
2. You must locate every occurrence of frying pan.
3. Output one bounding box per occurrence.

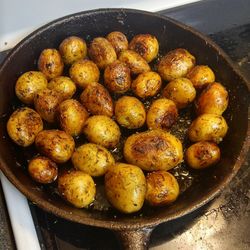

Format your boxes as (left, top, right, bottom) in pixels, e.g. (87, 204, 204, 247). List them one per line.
(0, 9, 249, 250)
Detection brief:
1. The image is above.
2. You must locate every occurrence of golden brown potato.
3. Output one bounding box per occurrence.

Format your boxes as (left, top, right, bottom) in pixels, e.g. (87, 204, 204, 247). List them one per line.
(59, 36, 87, 65)
(115, 96, 146, 129)
(124, 129, 183, 171)
(15, 71, 48, 104)
(34, 88, 63, 123)
(132, 71, 162, 98)
(188, 114, 228, 143)
(83, 115, 121, 149)
(158, 48, 195, 81)
(48, 76, 76, 100)
(104, 60, 131, 93)
(145, 171, 179, 206)
(186, 65, 215, 89)
(80, 82, 113, 117)
(129, 34, 159, 63)
(72, 143, 115, 177)
(106, 31, 128, 55)
(28, 156, 58, 184)
(7, 107, 43, 147)
(69, 59, 100, 89)
(105, 163, 146, 213)
(118, 50, 150, 75)
(185, 141, 220, 169)
(162, 78, 196, 109)
(38, 48, 64, 80)
(88, 37, 117, 69)
(57, 99, 89, 137)
(146, 98, 178, 130)
(195, 82, 229, 115)
(58, 170, 96, 208)
(35, 129, 75, 163)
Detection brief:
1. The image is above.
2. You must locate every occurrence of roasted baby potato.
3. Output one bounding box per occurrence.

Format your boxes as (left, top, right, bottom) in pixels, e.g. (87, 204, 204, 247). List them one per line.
(158, 48, 195, 81)
(145, 171, 179, 206)
(59, 36, 87, 65)
(58, 170, 96, 208)
(129, 34, 159, 63)
(69, 59, 100, 89)
(72, 143, 115, 177)
(104, 60, 131, 93)
(88, 37, 117, 69)
(38, 48, 64, 80)
(80, 82, 114, 117)
(35, 129, 75, 163)
(147, 98, 178, 130)
(15, 71, 48, 104)
(185, 141, 221, 169)
(188, 114, 228, 143)
(186, 65, 215, 89)
(115, 96, 146, 129)
(48, 76, 76, 100)
(7, 107, 43, 147)
(124, 129, 183, 171)
(57, 99, 89, 137)
(28, 156, 58, 184)
(162, 78, 196, 109)
(119, 50, 150, 75)
(196, 82, 229, 115)
(106, 31, 128, 55)
(105, 163, 146, 213)
(83, 115, 121, 148)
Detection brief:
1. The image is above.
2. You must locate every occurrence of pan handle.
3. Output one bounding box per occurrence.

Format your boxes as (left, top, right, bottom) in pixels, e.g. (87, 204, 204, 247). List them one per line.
(114, 227, 154, 250)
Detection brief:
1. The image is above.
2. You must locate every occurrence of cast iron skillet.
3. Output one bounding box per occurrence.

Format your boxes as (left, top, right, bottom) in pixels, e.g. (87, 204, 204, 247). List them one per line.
(0, 9, 249, 249)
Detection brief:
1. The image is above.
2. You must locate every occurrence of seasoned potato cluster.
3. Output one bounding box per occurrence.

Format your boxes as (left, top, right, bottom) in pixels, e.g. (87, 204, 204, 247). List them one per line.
(7, 31, 229, 213)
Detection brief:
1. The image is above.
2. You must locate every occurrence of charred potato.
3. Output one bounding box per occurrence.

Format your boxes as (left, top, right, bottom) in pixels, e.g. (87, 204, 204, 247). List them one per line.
(106, 31, 128, 55)
(7, 107, 43, 147)
(124, 129, 183, 171)
(72, 143, 115, 177)
(105, 163, 146, 213)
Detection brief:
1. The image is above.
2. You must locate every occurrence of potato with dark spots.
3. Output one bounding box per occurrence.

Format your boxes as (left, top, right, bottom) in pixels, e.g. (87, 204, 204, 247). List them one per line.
(106, 31, 128, 55)
(147, 98, 178, 130)
(7, 107, 43, 147)
(146, 171, 179, 206)
(185, 141, 221, 169)
(28, 156, 58, 184)
(80, 82, 114, 117)
(124, 129, 183, 171)
(105, 163, 146, 213)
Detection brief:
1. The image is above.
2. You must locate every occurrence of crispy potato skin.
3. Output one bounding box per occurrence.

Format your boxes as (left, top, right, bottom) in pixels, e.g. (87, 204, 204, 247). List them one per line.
(80, 82, 114, 117)
(28, 156, 58, 184)
(83, 115, 121, 149)
(58, 170, 96, 208)
(38, 48, 64, 80)
(7, 107, 43, 147)
(132, 71, 162, 98)
(196, 82, 229, 115)
(69, 59, 100, 89)
(104, 60, 131, 93)
(147, 98, 178, 130)
(158, 48, 195, 81)
(15, 71, 48, 104)
(72, 143, 115, 177)
(105, 163, 146, 213)
(59, 36, 87, 65)
(188, 114, 228, 143)
(57, 99, 89, 137)
(145, 171, 179, 206)
(124, 129, 183, 171)
(162, 78, 196, 109)
(35, 129, 75, 163)
(106, 31, 128, 55)
(115, 96, 146, 129)
(185, 141, 220, 169)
